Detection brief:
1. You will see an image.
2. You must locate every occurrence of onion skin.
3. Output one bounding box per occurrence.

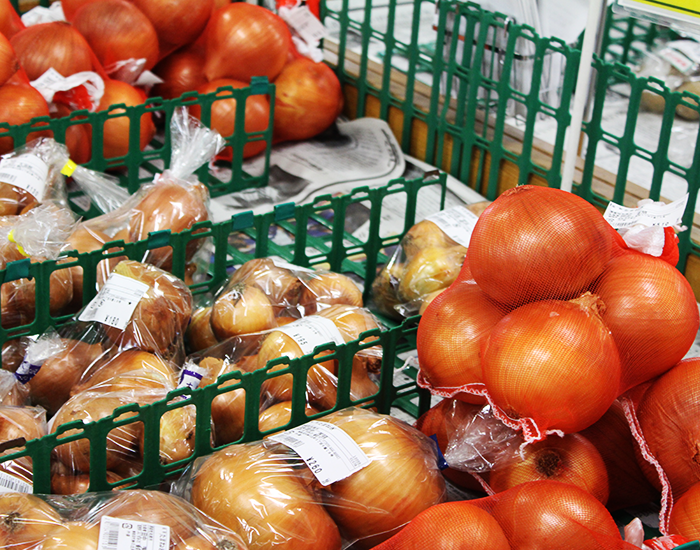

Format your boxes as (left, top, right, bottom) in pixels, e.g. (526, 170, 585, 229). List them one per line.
(0, 493, 63, 549)
(96, 79, 155, 159)
(41, 521, 99, 550)
(10, 22, 95, 81)
(186, 307, 219, 352)
(62, 0, 98, 21)
(417, 280, 504, 397)
(0, 32, 17, 87)
(637, 357, 700, 497)
(191, 442, 342, 550)
(228, 258, 302, 315)
(298, 271, 363, 315)
(0, 0, 24, 39)
(73, 0, 159, 73)
(321, 408, 446, 549)
(468, 185, 614, 307)
(371, 501, 511, 550)
(273, 58, 343, 143)
(669, 481, 700, 540)
(204, 3, 291, 83)
(481, 293, 621, 434)
(0, 83, 51, 155)
(592, 253, 699, 393)
(211, 283, 277, 340)
(151, 46, 206, 100)
(258, 401, 320, 435)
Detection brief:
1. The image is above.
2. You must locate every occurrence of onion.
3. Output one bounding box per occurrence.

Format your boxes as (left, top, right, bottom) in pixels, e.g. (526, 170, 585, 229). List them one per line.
(371, 501, 510, 550)
(0, 83, 51, 155)
(489, 433, 609, 504)
(62, 0, 97, 21)
(228, 258, 302, 314)
(417, 279, 504, 398)
(483, 481, 625, 549)
(273, 58, 343, 143)
(669, 481, 700, 540)
(0, 32, 17, 87)
(10, 22, 96, 81)
(0, 406, 45, 482)
(73, 0, 159, 74)
(190, 442, 342, 550)
(298, 271, 363, 315)
(402, 219, 467, 259)
(174, 533, 249, 550)
(203, 3, 291, 83)
(186, 307, 219, 352)
(96, 79, 155, 159)
(592, 253, 699, 393)
(468, 185, 614, 307)
(211, 283, 277, 340)
(151, 46, 206, 100)
(51, 465, 123, 495)
(0, 493, 63, 548)
(128, 180, 209, 269)
(191, 79, 270, 159)
(131, 0, 213, 56)
(41, 521, 99, 550)
(481, 292, 621, 434)
(52, 104, 92, 165)
(258, 400, 320, 435)
(398, 247, 466, 302)
(28, 339, 103, 416)
(580, 400, 660, 511)
(140, 405, 196, 464)
(0, 0, 24, 39)
(320, 408, 446, 549)
(370, 259, 405, 320)
(637, 357, 700, 497)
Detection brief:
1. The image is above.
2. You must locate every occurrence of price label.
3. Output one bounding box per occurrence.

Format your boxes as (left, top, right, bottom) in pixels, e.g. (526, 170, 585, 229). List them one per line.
(14, 359, 41, 385)
(79, 273, 149, 330)
(270, 421, 370, 485)
(603, 194, 688, 230)
(426, 205, 480, 248)
(279, 5, 328, 44)
(0, 472, 32, 495)
(0, 154, 49, 201)
(98, 516, 170, 550)
(276, 316, 345, 356)
(177, 364, 206, 391)
(617, 0, 700, 31)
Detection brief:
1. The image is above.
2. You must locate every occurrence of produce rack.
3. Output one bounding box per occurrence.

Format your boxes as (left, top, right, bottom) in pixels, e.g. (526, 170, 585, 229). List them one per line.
(1, 0, 700, 496)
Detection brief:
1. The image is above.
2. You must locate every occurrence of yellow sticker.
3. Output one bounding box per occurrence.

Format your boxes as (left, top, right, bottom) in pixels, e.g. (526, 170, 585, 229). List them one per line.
(629, 0, 700, 19)
(7, 230, 27, 257)
(60, 159, 78, 177)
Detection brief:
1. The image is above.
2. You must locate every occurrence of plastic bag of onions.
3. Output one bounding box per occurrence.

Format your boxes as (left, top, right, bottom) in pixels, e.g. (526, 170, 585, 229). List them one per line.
(0, 202, 77, 329)
(416, 185, 698, 442)
(371, 202, 489, 321)
(0, 404, 47, 493)
(175, 407, 445, 550)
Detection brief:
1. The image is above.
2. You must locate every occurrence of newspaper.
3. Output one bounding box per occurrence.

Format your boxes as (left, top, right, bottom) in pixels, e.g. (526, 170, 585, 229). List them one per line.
(209, 118, 405, 221)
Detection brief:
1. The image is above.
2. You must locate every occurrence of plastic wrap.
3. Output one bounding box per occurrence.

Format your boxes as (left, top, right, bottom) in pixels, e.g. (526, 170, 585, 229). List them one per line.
(371, 203, 487, 320)
(175, 407, 446, 550)
(0, 405, 47, 491)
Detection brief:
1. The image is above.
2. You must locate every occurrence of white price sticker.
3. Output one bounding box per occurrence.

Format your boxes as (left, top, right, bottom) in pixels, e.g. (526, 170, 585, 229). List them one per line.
(0, 472, 32, 495)
(276, 316, 345, 356)
(426, 205, 480, 248)
(98, 516, 170, 550)
(269, 256, 315, 273)
(79, 273, 149, 330)
(279, 5, 328, 44)
(0, 154, 49, 201)
(270, 421, 370, 485)
(603, 194, 688, 230)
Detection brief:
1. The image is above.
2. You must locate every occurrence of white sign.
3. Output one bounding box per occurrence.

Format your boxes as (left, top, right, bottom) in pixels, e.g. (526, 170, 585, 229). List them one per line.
(98, 516, 170, 550)
(603, 194, 688, 229)
(426, 205, 480, 248)
(270, 421, 370, 485)
(0, 472, 32, 495)
(276, 316, 345, 356)
(0, 154, 49, 201)
(79, 273, 149, 330)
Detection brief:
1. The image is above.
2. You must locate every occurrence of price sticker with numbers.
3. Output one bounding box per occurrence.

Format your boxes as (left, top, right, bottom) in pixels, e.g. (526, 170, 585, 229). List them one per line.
(98, 516, 170, 550)
(275, 316, 345, 356)
(270, 421, 370, 485)
(79, 273, 149, 330)
(426, 205, 480, 248)
(0, 154, 49, 202)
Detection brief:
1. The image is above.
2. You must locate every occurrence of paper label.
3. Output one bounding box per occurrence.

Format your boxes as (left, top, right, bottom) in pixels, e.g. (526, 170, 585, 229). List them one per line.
(0, 154, 49, 201)
(31, 68, 105, 111)
(20, 2, 65, 26)
(78, 273, 149, 330)
(177, 365, 206, 391)
(269, 256, 315, 273)
(279, 5, 328, 43)
(0, 472, 32, 494)
(98, 516, 170, 550)
(603, 194, 688, 229)
(669, 39, 700, 65)
(270, 421, 370, 485)
(617, 0, 700, 28)
(426, 206, 480, 248)
(276, 316, 345, 356)
(14, 359, 41, 385)
(658, 46, 695, 74)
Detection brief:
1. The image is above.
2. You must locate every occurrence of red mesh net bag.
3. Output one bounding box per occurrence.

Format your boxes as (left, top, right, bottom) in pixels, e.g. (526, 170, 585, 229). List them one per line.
(372, 480, 640, 550)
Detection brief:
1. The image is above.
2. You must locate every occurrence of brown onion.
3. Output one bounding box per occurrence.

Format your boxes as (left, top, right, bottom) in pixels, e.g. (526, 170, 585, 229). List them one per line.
(50, 465, 123, 495)
(211, 283, 276, 340)
(186, 307, 219, 352)
(0, 493, 63, 548)
(468, 185, 614, 307)
(258, 400, 320, 435)
(11, 22, 95, 81)
(593, 253, 699, 393)
(96, 79, 155, 159)
(0, 32, 17, 87)
(402, 218, 467, 259)
(52, 104, 92, 165)
(0, 83, 51, 155)
(151, 46, 206, 100)
(73, 0, 159, 74)
(298, 271, 363, 315)
(62, 0, 97, 20)
(41, 521, 99, 550)
(481, 292, 621, 434)
(228, 258, 302, 314)
(139, 405, 196, 464)
(0, 0, 24, 39)
(204, 3, 290, 83)
(398, 246, 466, 302)
(669, 481, 700, 540)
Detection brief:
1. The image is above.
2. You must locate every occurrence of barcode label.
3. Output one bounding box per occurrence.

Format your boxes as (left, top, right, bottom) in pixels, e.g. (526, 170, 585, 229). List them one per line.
(0, 471, 32, 494)
(98, 516, 170, 550)
(603, 194, 688, 229)
(79, 273, 149, 330)
(276, 316, 345, 356)
(0, 154, 49, 201)
(426, 206, 480, 248)
(270, 421, 370, 486)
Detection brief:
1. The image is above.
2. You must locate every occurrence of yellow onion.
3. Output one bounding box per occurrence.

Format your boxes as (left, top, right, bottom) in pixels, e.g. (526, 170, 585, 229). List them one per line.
(258, 401, 320, 436)
(190, 442, 342, 550)
(0, 493, 63, 549)
(317, 304, 382, 371)
(211, 283, 276, 340)
(0, 180, 35, 217)
(174, 533, 249, 550)
(139, 404, 196, 464)
(298, 271, 363, 315)
(398, 246, 465, 302)
(0, 406, 45, 486)
(669, 481, 700, 540)
(402, 219, 467, 259)
(228, 258, 302, 314)
(0, 83, 51, 155)
(370, 260, 405, 320)
(41, 521, 99, 550)
(186, 307, 219, 352)
(50, 464, 123, 495)
(0, 33, 17, 92)
(320, 408, 446, 549)
(151, 45, 206, 101)
(1, 338, 26, 372)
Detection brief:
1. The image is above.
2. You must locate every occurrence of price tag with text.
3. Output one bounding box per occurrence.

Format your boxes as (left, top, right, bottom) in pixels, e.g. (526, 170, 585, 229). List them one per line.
(79, 273, 149, 330)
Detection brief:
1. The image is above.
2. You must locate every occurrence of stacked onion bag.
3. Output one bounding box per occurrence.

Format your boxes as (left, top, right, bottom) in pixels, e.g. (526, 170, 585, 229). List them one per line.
(417, 185, 699, 442)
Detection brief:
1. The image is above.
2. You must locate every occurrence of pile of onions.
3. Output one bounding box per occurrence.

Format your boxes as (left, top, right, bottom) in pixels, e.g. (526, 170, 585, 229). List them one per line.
(72, 0, 159, 74)
(204, 3, 291, 83)
(131, 0, 213, 55)
(10, 22, 96, 81)
(151, 46, 206, 100)
(0, 493, 63, 548)
(0, 83, 50, 154)
(0, 33, 17, 87)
